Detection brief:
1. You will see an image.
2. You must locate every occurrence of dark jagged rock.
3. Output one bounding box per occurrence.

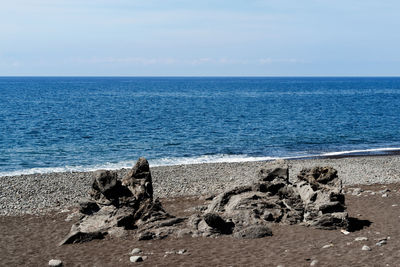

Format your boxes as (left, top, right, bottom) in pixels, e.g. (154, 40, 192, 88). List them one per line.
(298, 166, 339, 186)
(78, 199, 100, 215)
(60, 157, 183, 245)
(203, 213, 234, 234)
(258, 167, 289, 182)
(62, 161, 348, 244)
(296, 167, 348, 229)
(122, 157, 153, 201)
(189, 166, 348, 238)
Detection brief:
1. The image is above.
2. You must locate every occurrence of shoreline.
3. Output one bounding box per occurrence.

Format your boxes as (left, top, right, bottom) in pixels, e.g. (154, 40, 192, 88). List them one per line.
(1, 154, 400, 216)
(2, 148, 400, 178)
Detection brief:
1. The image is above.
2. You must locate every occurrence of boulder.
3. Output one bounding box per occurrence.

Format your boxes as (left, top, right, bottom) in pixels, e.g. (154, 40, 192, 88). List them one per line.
(60, 157, 183, 245)
(296, 167, 348, 229)
(190, 166, 348, 237)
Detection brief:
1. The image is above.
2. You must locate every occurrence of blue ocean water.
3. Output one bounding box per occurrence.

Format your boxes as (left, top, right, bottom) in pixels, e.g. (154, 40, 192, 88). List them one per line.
(1, 77, 400, 176)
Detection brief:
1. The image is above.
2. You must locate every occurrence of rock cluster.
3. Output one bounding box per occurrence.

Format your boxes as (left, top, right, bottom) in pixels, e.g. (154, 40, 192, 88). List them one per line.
(189, 166, 348, 237)
(61, 159, 348, 244)
(60, 158, 184, 245)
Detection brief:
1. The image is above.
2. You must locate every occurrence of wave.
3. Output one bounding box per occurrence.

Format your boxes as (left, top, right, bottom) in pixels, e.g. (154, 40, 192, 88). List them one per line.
(320, 147, 400, 156)
(1, 147, 400, 177)
(150, 154, 279, 166)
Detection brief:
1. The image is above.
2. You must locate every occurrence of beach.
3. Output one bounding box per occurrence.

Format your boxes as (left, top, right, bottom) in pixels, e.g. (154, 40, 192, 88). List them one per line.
(1, 155, 400, 266)
(1, 154, 400, 216)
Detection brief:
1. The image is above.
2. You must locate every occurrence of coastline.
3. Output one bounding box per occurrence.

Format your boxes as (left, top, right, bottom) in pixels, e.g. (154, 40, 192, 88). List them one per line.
(1, 154, 400, 216)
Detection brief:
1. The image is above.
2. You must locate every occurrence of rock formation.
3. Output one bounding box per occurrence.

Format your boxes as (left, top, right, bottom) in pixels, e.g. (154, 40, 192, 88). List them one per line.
(60, 157, 184, 245)
(61, 159, 348, 244)
(296, 166, 348, 229)
(188, 166, 348, 237)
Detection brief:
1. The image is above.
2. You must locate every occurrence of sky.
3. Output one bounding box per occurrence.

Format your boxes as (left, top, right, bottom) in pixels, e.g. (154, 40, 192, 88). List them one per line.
(1, 0, 400, 76)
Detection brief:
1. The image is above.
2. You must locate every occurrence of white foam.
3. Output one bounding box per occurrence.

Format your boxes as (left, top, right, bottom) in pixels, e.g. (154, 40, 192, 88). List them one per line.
(150, 154, 279, 166)
(320, 147, 400, 156)
(2, 147, 400, 177)
(0, 160, 140, 177)
(0, 154, 281, 177)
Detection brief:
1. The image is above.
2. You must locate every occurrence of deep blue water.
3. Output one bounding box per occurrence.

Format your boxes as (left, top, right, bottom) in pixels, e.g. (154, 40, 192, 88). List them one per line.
(1, 77, 400, 176)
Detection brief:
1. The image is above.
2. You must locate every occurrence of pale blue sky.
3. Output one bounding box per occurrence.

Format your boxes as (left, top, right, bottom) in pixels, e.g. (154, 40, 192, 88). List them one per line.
(1, 0, 399, 76)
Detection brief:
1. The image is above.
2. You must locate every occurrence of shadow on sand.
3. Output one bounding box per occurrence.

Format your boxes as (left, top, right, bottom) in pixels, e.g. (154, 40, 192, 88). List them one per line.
(347, 217, 372, 232)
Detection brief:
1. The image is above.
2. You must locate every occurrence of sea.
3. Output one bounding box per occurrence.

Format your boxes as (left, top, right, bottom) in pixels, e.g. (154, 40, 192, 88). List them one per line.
(1, 77, 400, 177)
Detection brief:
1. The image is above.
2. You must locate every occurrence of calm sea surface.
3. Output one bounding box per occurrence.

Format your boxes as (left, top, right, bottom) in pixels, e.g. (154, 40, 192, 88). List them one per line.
(1, 77, 400, 176)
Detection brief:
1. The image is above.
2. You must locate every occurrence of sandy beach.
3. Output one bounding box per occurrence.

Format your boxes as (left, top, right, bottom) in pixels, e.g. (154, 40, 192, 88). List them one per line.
(1, 155, 400, 266)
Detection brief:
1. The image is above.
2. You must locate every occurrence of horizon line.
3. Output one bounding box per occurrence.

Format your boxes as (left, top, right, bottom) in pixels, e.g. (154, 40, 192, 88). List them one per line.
(1, 75, 400, 78)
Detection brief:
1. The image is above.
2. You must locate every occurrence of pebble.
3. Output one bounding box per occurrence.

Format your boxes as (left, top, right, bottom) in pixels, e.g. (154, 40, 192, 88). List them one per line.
(2, 155, 400, 215)
(392, 204, 398, 207)
(310, 260, 319, 266)
(382, 193, 388, 198)
(362, 245, 371, 251)
(177, 249, 187, 254)
(376, 239, 387, 246)
(130, 248, 142, 255)
(322, 244, 333, 249)
(352, 188, 362, 196)
(48, 259, 63, 267)
(130, 256, 147, 262)
(340, 229, 350, 235)
(355, 237, 368, 241)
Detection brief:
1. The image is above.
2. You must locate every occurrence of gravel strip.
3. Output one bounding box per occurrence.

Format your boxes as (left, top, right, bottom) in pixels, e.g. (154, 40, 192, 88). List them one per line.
(1, 155, 400, 215)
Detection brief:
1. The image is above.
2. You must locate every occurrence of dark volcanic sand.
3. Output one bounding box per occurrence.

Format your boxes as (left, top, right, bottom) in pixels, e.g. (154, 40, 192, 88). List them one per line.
(1, 184, 400, 267)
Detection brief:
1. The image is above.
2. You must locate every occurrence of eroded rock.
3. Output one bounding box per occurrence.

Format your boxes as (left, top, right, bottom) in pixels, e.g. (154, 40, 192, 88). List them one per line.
(189, 166, 348, 238)
(62, 161, 349, 244)
(296, 167, 348, 229)
(60, 157, 183, 245)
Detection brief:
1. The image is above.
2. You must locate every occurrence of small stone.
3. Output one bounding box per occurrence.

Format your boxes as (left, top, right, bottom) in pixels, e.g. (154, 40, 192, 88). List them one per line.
(361, 245, 371, 251)
(380, 189, 390, 194)
(370, 192, 376, 195)
(310, 260, 319, 266)
(322, 244, 333, 249)
(352, 188, 362, 196)
(130, 256, 145, 262)
(392, 204, 398, 207)
(376, 239, 387, 246)
(130, 248, 142, 255)
(355, 237, 368, 241)
(340, 229, 350, 235)
(382, 193, 388, 198)
(177, 249, 187, 255)
(48, 259, 63, 267)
